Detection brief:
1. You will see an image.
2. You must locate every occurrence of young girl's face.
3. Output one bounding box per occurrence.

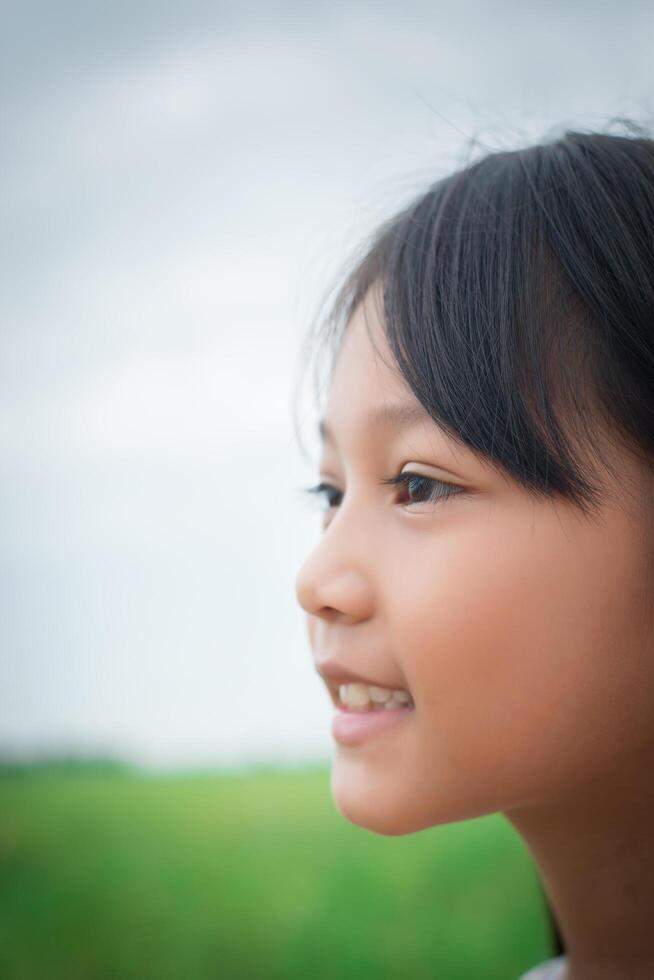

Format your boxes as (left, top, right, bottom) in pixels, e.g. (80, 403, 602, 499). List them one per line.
(295, 294, 654, 835)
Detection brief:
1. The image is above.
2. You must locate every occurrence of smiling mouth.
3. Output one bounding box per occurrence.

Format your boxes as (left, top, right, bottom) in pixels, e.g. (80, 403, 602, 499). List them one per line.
(332, 681, 414, 712)
(331, 693, 414, 747)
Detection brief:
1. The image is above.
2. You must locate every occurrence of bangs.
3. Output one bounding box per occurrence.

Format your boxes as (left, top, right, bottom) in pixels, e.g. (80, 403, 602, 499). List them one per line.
(302, 132, 654, 517)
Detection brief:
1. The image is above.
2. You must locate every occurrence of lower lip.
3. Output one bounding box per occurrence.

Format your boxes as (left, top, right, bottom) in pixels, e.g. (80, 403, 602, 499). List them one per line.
(331, 705, 414, 746)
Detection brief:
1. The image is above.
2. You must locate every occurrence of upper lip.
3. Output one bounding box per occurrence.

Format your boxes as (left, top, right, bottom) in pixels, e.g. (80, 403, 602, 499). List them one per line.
(315, 660, 410, 707)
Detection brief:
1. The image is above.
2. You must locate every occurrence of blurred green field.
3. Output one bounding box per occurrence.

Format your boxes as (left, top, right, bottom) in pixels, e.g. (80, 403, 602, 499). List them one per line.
(0, 762, 552, 980)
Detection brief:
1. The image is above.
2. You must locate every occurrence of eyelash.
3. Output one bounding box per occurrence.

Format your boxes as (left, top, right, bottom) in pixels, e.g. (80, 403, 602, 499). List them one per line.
(301, 472, 463, 512)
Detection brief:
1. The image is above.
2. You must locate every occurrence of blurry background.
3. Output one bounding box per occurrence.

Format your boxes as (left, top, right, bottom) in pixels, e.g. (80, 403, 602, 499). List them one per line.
(0, 2, 652, 977)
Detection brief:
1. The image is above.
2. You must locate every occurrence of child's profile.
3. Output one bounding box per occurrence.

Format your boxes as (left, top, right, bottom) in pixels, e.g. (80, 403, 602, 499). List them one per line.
(294, 123, 654, 980)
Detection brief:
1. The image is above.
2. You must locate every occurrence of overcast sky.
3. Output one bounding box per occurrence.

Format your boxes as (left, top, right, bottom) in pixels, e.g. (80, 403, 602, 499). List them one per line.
(1, 0, 653, 768)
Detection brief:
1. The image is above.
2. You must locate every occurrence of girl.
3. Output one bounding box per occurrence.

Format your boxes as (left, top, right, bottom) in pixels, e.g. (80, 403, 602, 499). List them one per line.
(294, 124, 654, 980)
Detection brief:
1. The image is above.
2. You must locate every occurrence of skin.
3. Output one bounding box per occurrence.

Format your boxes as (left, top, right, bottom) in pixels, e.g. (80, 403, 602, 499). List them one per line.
(294, 291, 654, 980)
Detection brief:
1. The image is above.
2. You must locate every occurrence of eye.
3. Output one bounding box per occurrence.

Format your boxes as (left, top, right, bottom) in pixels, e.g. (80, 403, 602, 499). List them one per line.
(302, 481, 344, 511)
(300, 471, 463, 514)
(380, 471, 464, 506)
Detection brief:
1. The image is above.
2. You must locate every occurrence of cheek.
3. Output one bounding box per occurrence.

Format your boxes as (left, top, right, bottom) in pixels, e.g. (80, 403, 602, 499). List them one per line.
(388, 507, 653, 815)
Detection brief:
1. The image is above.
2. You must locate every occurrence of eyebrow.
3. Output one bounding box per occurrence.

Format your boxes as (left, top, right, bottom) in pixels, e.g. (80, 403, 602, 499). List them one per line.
(318, 402, 432, 445)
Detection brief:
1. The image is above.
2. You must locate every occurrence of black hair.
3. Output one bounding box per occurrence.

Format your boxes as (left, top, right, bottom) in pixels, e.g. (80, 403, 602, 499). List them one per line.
(294, 121, 654, 960)
(295, 122, 654, 524)
(540, 876, 566, 958)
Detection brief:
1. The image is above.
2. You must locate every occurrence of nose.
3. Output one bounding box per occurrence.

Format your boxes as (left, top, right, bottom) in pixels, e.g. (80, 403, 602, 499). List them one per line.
(294, 515, 375, 625)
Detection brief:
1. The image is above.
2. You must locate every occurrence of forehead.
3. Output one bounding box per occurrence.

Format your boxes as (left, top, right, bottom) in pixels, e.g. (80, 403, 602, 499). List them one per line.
(325, 298, 414, 420)
(316, 296, 479, 469)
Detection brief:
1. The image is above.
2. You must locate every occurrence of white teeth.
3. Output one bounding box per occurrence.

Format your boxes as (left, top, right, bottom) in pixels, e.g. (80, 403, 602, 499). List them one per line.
(369, 686, 392, 703)
(341, 682, 370, 707)
(338, 682, 413, 710)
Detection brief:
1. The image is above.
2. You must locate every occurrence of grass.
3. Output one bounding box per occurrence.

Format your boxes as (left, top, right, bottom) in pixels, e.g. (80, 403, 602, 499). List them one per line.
(0, 762, 552, 979)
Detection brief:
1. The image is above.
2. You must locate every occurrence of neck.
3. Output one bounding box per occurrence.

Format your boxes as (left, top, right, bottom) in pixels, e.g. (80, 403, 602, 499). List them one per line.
(506, 750, 654, 980)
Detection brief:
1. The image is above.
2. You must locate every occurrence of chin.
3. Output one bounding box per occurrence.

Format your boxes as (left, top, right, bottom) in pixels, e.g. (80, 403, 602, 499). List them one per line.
(329, 753, 500, 835)
(330, 760, 435, 836)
